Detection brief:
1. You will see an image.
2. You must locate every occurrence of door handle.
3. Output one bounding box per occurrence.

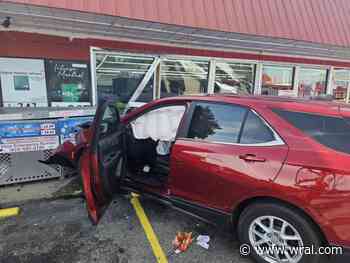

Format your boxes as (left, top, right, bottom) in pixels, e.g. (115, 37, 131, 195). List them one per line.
(175, 160, 185, 166)
(239, 154, 266, 162)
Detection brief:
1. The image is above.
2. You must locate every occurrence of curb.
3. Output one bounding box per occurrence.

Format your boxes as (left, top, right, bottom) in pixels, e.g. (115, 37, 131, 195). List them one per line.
(0, 207, 20, 219)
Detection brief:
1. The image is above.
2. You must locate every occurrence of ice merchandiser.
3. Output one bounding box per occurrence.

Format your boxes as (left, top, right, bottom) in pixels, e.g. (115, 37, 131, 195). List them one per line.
(0, 57, 95, 185)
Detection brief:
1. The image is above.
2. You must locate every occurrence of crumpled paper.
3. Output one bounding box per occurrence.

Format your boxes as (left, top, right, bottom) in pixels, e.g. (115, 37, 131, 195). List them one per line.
(196, 235, 210, 249)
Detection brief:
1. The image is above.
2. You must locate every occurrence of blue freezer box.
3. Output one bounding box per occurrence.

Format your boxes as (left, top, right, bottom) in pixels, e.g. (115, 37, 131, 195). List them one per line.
(0, 117, 93, 153)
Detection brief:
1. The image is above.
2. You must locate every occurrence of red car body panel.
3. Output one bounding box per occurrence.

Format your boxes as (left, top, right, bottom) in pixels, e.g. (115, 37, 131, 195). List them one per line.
(79, 149, 100, 224)
(268, 107, 350, 248)
(48, 95, 350, 250)
(340, 105, 350, 118)
(170, 139, 288, 210)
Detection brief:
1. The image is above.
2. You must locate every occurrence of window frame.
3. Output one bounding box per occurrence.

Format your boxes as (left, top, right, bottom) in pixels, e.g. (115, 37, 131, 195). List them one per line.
(297, 67, 329, 97)
(261, 64, 295, 96)
(213, 61, 256, 95)
(178, 100, 284, 147)
(331, 68, 350, 102)
(159, 58, 210, 98)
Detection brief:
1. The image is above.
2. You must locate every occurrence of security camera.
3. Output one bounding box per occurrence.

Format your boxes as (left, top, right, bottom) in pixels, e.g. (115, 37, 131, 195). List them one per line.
(2, 17, 11, 28)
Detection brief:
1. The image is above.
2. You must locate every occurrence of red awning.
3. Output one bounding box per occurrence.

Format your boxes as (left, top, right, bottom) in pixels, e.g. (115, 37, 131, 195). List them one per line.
(3, 0, 350, 48)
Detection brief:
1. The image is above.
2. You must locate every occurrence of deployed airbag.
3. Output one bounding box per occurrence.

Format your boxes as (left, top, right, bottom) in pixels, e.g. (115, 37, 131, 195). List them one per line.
(131, 105, 186, 141)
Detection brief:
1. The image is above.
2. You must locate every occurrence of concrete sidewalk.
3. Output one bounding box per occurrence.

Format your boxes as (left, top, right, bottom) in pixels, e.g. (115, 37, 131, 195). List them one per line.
(0, 176, 82, 207)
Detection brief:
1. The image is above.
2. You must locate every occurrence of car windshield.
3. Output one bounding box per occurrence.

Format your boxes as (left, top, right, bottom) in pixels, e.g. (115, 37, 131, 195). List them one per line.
(273, 109, 350, 155)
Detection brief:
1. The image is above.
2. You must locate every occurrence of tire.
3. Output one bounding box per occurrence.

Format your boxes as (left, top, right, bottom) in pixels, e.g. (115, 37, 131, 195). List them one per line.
(237, 202, 326, 263)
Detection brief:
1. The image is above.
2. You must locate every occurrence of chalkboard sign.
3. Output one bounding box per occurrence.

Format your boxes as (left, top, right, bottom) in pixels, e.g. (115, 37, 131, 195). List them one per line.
(45, 60, 92, 107)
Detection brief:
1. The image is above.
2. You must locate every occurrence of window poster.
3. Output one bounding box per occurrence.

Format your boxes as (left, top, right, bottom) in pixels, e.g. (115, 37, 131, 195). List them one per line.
(0, 58, 48, 107)
(45, 60, 92, 107)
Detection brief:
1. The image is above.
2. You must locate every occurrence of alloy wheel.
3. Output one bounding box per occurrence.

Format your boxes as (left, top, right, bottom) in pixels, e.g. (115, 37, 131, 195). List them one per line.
(248, 215, 304, 263)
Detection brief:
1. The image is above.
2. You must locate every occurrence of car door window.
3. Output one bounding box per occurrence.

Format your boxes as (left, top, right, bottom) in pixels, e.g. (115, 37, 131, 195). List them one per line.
(187, 102, 247, 143)
(131, 105, 186, 141)
(239, 111, 275, 144)
(100, 105, 119, 137)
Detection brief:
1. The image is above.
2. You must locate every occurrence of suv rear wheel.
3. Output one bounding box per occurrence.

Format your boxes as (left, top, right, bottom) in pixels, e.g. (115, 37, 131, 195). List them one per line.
(237, 202, 326, 263)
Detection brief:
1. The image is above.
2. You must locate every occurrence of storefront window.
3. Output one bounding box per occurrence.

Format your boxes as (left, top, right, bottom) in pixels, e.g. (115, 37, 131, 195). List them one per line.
(298, 68, 327, 97)
(332, 68, 350, 102)
(46, 60, 92, 107)
(160, 59, 209, 97)
(214, 62, 255, 94)
(262, 65, 294, 96)
(96, 54, 155, 111)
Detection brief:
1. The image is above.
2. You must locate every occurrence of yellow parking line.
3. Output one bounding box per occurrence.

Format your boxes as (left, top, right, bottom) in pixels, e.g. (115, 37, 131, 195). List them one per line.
(0, 207, 20, 219)
(130, 193, 168, 263)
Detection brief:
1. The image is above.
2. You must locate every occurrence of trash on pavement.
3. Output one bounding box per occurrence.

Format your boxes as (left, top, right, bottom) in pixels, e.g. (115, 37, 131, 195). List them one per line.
(172, 232, 193, 253)
(196, 235, 210, 249)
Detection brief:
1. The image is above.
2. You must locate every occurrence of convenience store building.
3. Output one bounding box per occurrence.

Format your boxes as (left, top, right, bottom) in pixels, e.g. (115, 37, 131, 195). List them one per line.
(1, 0, 350, 109)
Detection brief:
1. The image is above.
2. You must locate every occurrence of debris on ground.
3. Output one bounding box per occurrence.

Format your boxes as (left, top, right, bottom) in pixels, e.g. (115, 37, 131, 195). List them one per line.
(196, 234, 210, 249)
(172, 232, 193, 253)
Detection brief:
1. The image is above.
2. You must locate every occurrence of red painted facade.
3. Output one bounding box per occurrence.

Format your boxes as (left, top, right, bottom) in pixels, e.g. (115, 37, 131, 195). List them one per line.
(4, 0, 350, 48)
(2, 31, 350, 68)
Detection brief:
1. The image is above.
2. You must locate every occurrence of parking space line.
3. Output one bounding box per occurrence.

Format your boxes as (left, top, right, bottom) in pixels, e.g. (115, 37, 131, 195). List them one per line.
(130, 193, 168, 263)
(0, 207, 20, 219)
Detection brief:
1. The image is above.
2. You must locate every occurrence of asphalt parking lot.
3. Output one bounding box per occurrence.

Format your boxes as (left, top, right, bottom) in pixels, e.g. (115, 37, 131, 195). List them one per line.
(0, 195, 253, 263)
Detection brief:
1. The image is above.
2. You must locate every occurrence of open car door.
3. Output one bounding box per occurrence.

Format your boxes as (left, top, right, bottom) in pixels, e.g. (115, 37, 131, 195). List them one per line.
(80, 100, 126, 225)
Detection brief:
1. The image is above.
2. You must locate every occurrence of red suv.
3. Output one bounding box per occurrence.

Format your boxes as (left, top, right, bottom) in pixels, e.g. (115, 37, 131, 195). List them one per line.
(45, 95, 350, 263)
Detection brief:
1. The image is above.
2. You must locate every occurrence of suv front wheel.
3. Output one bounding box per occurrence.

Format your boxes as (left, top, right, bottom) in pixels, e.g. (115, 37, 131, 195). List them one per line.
(237, 202, 326, 263)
